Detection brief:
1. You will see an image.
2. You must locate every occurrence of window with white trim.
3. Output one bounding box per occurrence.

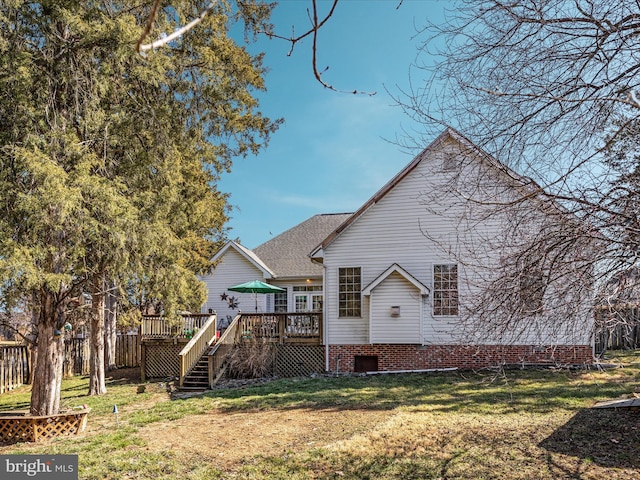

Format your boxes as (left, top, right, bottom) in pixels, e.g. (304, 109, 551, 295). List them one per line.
(517, 255, 544, 315)
(433, 264, 458, 316)
(339, 267, 361, 317)
(274, 289, 287, 313)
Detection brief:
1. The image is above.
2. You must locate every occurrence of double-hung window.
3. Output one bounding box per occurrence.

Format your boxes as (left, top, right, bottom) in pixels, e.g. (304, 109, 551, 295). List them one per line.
(433, 264, 458, 316)
(274, 288, 288, 313)
(339, 267, 361, 317)
(517, 255, 544, 315)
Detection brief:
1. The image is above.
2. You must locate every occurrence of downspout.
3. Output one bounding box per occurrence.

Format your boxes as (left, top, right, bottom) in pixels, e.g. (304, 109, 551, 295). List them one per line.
(323, 262, 329, 372)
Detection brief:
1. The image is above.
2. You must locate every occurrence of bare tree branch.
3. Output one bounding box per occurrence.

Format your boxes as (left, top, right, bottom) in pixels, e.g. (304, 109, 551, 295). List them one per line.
(136, 0, 376, 95)
(399, 0, 640, 348)
(137, 1, 218, 53)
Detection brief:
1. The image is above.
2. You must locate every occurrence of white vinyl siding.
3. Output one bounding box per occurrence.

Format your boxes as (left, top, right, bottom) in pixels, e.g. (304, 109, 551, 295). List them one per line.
(369, 272, 422, 344)
(323, 162, 462, 344)
(199, 249, 266, 319)
(322, 136, 591, 346)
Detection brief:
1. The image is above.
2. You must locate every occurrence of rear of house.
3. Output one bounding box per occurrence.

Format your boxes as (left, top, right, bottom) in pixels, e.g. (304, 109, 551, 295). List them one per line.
(198, 128, 594, 376)
(311, 129, 594, 373)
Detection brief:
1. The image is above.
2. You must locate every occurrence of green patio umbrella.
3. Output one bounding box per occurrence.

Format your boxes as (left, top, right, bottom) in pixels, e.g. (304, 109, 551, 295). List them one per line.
(228, 280, 285, 312)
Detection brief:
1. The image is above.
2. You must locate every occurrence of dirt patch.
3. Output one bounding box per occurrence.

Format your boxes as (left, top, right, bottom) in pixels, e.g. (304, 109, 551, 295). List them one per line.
(139, 407, 390, 469)
(106, 367, 143, 384)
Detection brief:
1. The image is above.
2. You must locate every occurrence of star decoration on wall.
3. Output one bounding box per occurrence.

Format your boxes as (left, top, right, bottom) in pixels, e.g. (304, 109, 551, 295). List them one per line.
(228, 296, 239, 310)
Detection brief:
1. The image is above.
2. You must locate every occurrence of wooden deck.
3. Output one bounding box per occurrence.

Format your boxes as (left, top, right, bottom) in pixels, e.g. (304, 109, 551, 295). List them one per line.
(237, 313, 322, 345)
(140, 314, 212, 340)
(140, 312, 323, 385)
(141, 312, 322, 345)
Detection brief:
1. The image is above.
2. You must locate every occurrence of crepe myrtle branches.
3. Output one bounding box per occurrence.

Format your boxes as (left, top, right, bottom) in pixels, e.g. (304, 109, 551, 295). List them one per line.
(415, 146, 599, 347)
(394, 0, 640, 347)
(399, 0, 640, 180)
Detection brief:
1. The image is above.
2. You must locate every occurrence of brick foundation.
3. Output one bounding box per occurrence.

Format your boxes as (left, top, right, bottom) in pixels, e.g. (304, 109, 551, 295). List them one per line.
(328, 344, 593, 373)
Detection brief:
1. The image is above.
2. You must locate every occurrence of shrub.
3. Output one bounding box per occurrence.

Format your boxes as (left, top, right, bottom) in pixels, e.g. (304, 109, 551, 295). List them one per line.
(226, 339, 274, 378)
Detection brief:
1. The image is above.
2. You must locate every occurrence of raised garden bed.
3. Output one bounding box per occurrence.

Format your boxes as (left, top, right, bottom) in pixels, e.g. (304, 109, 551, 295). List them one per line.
(0, 408, 90, 444)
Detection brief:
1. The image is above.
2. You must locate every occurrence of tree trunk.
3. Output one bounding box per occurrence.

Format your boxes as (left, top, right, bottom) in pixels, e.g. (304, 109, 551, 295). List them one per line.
(89, 275, 107, 395)
(28, 299, 39, 385)
(104, 281, 117, 372)
(30, 292, 65, 416)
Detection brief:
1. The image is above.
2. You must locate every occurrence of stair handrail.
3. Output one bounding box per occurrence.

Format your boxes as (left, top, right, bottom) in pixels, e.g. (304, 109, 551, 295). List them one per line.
(208, 313, 241, 387)
(179, 313, 217, 388)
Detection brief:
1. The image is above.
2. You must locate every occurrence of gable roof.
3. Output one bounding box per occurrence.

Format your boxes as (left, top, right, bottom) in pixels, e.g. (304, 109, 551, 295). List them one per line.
(212, 240, 275, 279)
(363, 264, 430, 296)
(252, 213, 352, 279)
(310, 127, 547, 259)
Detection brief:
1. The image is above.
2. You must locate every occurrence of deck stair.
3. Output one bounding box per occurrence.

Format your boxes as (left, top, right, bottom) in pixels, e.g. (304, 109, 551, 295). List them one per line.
(180, 353, 210, 390)
(178, 314, 218, 390)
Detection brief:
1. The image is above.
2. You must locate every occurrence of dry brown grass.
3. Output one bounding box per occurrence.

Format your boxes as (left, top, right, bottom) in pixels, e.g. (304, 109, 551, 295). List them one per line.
(0, 353, 638, 479)
(225, 339, 275, 379)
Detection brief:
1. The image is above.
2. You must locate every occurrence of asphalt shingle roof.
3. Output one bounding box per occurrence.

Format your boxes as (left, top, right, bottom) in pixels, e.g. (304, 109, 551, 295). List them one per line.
(252, 213, 352, 278)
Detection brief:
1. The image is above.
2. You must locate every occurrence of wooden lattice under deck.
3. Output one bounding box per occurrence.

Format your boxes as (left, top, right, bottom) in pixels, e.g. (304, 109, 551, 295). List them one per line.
(143, 341, 183, 379)
(0, 409, 90, 444)
(274, 345, 325, 377)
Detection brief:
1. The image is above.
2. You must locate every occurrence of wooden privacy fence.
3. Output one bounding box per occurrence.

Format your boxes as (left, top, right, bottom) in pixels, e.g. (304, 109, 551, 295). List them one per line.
(64, 334, 141, 376)
(595, 306, 640, 355)
(64, 338, 90, 377)
(115, 334, 141, 369)
(595, 324, 640, 354)
(0, 334, 141, 394)
(0, 345, 30, 394)
(63, 334, 140, 376)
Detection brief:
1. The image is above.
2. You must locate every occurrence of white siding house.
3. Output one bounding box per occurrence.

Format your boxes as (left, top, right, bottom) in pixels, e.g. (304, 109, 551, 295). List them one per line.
(364, 264, 429, 344)
(199, 214, 351, 324)
(310, 128, 594, 372)
(201, 242, 275, 325)
(202, 128, 594, 373)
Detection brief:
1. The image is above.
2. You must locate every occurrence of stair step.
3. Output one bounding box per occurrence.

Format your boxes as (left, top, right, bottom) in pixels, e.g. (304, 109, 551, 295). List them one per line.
(183, 382, 208, 388)
(187, 369, 208, 375)
(180, 345, 214, 391)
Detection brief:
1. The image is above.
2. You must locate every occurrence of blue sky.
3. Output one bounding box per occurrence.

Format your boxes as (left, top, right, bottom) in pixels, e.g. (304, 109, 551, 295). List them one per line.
(221, 0, 447, 248)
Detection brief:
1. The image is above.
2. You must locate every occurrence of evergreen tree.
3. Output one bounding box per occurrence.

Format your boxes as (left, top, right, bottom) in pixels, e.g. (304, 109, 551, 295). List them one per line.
(0, 1, 279, 414)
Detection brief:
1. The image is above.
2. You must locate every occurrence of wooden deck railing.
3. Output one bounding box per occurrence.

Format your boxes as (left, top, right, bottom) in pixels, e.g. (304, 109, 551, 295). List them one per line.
(208, 314, 240, 387)
(141, 314, 212, 339)
(237, 313, 322, 344)
(178, 314, 217, 388)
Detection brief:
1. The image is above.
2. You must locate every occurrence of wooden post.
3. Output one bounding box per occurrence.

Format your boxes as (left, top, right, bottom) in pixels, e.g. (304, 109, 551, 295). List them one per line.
(140, 342, 146, 382)
(279, 315, 285, 344)
(1, 353, 4, 394)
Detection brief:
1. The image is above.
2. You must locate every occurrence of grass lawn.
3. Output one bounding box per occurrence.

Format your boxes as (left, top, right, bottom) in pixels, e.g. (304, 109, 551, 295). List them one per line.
(0, 350, 638, 479)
